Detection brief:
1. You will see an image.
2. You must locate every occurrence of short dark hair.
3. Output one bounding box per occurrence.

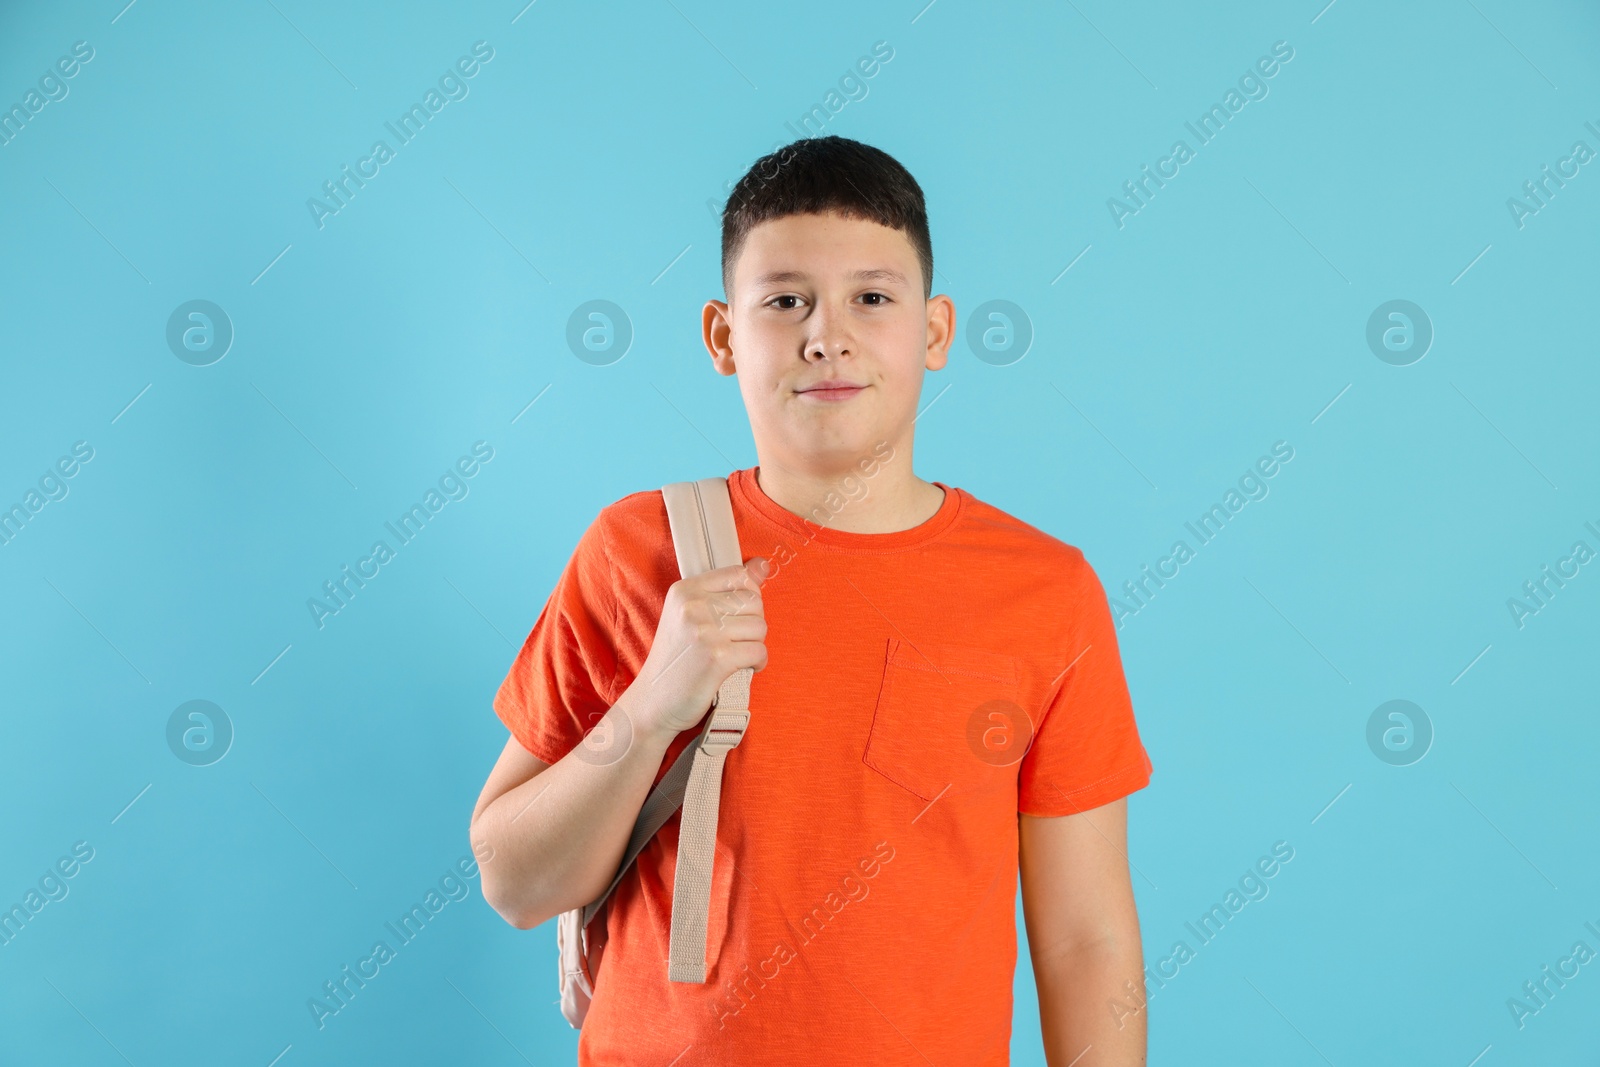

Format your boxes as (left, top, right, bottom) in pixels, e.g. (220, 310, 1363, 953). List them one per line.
(720, 135, 933, 301)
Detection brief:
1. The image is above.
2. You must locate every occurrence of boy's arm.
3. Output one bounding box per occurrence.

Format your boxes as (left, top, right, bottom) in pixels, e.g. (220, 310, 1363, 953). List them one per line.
(470, 556, 770, 931)
(1019, 798, 1147, 1066)
(470, 698, 678, 930)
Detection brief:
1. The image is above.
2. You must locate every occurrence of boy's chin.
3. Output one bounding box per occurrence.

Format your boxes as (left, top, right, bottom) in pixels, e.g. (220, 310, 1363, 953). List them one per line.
(776, 426, 890, 462)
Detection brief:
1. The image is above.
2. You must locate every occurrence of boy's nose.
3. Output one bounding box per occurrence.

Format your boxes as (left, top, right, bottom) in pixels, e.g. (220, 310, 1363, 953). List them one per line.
(804, 342, 851, 362)
(804, 328, 854, 362)
(803, 304, 857, 362)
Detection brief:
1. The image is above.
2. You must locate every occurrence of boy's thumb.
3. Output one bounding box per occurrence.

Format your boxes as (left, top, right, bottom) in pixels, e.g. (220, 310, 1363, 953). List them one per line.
(749, 556, 772, 581)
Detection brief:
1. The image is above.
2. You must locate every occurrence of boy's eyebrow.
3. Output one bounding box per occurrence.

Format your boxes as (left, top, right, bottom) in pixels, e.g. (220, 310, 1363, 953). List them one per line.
(749, 267, 909, 288)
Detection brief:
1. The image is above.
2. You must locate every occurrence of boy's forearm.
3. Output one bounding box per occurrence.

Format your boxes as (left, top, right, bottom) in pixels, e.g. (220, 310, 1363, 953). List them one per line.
(1033, 938, 1148, 1067)
(474, 690, 679, 930)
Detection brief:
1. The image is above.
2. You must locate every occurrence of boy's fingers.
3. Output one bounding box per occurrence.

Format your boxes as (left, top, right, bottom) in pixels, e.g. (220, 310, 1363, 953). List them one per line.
(703, 560, 768, 592)
(709, 585, 762, 618)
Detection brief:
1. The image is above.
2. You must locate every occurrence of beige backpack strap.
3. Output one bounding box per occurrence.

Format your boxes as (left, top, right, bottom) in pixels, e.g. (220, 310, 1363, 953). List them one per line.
(659, 477, 751, 983)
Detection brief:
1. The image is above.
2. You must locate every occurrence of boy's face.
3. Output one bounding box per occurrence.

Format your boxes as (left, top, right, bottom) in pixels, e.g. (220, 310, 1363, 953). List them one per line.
(703, 210, 954, 478)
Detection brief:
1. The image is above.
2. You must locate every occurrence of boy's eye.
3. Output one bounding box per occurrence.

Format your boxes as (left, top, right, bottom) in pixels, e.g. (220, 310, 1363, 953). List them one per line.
(766, 292, 890, 309)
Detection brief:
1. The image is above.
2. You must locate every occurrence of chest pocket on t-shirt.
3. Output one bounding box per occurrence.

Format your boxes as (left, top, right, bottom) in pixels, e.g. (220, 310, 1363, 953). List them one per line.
(862, 637, 1024, 803)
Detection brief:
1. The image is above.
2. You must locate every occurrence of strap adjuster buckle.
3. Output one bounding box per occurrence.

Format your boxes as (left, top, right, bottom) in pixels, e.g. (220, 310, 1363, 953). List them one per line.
(699, 708, 749, 756)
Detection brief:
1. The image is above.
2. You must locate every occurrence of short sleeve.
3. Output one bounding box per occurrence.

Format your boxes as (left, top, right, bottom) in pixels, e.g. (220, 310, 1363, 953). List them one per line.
(492, 511, 619, 764)
(1018, 551, 1152, 816)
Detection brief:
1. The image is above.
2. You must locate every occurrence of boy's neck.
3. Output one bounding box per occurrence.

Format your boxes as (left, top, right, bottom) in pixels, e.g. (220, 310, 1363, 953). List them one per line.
(752, 452, 946, 535)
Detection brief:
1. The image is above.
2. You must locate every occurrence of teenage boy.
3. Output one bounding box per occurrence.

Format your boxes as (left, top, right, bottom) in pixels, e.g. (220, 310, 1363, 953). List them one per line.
(470, 135, 1153, 1065)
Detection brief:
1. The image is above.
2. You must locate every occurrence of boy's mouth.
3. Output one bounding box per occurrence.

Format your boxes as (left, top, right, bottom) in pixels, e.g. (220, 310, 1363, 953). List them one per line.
(796, 380, 867, 402)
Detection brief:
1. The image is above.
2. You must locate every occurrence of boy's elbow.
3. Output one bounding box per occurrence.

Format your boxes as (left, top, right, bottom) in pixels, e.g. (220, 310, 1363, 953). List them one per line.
(471, 833, 554, 930)
(468, 823, 527, 929)
(478, 862, 545, 930)
(468, 813, 602, 932)
(489, 891, 546, 931)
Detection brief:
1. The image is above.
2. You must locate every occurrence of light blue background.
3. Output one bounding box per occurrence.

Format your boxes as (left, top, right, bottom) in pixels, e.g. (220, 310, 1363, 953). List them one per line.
(2, 1, 1597, 1064)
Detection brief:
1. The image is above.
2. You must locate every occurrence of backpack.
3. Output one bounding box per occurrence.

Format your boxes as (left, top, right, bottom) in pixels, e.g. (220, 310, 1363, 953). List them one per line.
(556, 476, 753, 1029)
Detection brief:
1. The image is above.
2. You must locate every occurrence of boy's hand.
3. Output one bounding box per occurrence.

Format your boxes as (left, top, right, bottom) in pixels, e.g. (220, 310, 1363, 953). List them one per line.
(625, 557, 770, 741)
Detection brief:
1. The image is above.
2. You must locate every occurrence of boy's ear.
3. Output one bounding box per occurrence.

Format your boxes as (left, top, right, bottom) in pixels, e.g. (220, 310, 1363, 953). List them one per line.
(702, 299, 738, 377)
(924, 294, 955, 372)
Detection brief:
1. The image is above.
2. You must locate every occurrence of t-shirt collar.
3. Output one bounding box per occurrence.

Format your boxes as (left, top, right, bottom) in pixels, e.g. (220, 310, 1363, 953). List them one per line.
(728, 465, 963, 552)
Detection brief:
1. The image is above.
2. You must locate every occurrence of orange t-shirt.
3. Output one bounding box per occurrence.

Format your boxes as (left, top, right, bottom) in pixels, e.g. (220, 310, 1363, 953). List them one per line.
(493, 466, 1152, 1065)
